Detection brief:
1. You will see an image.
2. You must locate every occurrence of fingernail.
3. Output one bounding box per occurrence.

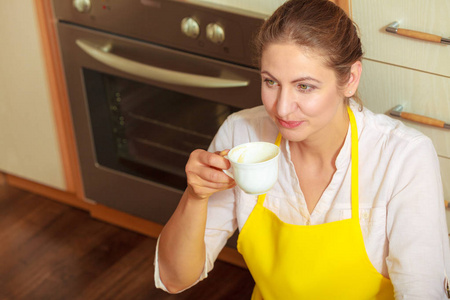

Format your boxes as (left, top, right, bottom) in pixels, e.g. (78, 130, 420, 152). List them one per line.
(219, 150, 228, 156)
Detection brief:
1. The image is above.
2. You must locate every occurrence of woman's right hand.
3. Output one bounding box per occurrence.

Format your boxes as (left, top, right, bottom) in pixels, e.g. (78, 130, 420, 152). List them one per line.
(159, 149, 233, 292)
(185, 149, 236, 201)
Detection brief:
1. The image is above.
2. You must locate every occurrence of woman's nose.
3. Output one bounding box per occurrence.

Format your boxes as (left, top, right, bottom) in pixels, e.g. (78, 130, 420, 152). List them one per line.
(276, 87, 295, 117)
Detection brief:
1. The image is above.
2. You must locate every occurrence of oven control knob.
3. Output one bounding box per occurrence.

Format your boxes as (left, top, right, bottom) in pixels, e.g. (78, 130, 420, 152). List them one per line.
(73, 0, 91, 13)
(206, 23, 225, 44)
(181, 17, 200, 39)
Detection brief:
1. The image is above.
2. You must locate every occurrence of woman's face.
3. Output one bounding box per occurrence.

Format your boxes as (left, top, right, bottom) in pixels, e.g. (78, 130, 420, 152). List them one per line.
(260, 42, 347, 143)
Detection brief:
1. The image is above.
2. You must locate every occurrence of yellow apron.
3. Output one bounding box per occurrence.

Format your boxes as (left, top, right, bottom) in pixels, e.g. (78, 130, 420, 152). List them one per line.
(237, 107, 394, 299)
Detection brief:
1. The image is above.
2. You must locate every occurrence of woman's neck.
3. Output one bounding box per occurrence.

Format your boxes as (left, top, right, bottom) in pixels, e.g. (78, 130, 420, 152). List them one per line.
(290, 106, 350, 169)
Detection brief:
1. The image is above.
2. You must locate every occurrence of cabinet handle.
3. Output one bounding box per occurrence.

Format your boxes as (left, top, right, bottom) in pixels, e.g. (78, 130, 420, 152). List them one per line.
(385, 22, 450, 45)
(76, 39, 249, 88)
(389, 105, 450, 129)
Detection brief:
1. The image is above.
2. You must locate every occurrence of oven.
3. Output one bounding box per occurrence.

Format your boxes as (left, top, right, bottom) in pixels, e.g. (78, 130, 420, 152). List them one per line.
(52, 0, 265, 230)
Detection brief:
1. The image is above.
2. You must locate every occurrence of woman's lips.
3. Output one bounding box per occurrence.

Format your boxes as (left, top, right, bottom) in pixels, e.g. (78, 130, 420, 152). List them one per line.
(278, 118, 304, 129)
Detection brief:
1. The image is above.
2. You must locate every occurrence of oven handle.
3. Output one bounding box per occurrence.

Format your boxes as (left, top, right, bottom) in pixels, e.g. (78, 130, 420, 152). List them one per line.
(76, 39, 249, 88)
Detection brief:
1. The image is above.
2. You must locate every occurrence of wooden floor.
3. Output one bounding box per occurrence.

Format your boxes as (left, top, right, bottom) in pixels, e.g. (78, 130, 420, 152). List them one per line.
(0, 183, 254, 300)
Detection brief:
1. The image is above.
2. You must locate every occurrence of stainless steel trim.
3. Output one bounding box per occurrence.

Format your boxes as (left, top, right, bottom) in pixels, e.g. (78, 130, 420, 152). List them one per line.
(442, 37, 450, 45)
(76, 39, 249, 88)
(385, 21, 399, 34)
(389, 105, 402, 117)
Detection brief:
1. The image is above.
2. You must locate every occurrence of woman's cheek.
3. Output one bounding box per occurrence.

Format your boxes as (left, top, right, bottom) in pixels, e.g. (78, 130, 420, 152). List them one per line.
(301, 92, 335, 118)
(261, 89, 277, 112)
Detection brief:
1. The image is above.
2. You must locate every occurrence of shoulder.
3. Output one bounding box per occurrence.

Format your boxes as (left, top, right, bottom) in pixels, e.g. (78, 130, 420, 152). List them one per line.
(353, 104, 442, 206)
(355, 104, 434, 152)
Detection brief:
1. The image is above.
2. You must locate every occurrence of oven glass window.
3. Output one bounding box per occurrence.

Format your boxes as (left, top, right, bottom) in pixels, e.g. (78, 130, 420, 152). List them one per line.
(83, 69, 240, 191)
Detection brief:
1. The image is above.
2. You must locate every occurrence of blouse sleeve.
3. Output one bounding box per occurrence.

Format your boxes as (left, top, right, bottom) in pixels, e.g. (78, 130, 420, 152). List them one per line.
(385, 135, 450, 299)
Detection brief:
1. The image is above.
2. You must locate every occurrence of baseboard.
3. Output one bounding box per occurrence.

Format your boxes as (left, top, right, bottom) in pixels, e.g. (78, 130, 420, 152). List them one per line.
(6, 174, 91, 211)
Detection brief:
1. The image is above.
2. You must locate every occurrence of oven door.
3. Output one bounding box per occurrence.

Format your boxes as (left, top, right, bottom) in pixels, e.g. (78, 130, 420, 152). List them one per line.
(56, 22, 261, 224)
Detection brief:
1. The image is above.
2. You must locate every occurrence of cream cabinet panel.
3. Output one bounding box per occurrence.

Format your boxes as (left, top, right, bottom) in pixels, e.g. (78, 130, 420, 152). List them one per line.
(359, 59, 450, 158)
(0, 1, 66, 190)
(352, 0, 450, 77)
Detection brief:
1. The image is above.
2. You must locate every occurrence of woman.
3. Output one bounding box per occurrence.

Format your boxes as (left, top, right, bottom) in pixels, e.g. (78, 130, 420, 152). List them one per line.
(155, 0, 450, 298)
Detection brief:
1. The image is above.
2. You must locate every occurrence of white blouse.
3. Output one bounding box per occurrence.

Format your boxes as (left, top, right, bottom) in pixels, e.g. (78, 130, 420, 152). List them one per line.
(155, 101, 450, 299)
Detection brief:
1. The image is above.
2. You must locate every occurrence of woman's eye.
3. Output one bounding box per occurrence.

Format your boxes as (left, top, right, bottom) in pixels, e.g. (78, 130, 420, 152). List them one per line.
(297, 84, 313, 92)
(264, 79, 276, 86)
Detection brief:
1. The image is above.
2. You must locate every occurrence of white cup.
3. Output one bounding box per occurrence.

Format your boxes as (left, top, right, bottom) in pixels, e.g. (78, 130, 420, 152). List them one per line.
(223, 142, 280, 195)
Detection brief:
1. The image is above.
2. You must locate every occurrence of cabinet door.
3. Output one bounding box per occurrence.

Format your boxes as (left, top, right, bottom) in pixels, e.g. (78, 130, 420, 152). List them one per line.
(359, 60, 450, 157)
(352, 0, 450, 77)
(0, 1, 66, 190)
(359, 59, 450, 199)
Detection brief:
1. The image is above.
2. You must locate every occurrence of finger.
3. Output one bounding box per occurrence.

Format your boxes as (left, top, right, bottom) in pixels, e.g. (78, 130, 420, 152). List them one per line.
(187, 181, 236, 200)
(195, 165, 235, 185)
(187, 172, 236, 197)
(196, 180, 236, 192)
(199, 151, 230, 170)
(217, 149, 230, 157)
(186, 150, 233, 186)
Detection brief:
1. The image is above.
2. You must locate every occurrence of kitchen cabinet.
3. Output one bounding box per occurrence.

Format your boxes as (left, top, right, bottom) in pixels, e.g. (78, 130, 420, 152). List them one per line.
(351, 1, 450, 199)
(358, 61, 450, 157)
(0, 1, 66, 190)
(0, 0, 86, 209)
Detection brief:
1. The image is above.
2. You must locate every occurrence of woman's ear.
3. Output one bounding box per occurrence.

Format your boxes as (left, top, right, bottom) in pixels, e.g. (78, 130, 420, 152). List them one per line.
(345, 61, 362, 98)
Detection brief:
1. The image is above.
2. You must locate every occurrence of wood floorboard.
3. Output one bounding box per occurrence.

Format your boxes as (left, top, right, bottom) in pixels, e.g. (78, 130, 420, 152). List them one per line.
(0, 183, 254, 300)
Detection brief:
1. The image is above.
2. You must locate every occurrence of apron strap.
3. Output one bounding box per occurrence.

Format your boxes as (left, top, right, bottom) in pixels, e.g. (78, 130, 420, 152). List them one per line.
(257, 194, 266, 205)
(275, 132, 282, 147)
(347, 106, 359, 221)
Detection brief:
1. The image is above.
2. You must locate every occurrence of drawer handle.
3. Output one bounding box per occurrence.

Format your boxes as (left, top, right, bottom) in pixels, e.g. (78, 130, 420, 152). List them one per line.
(389, 105, 450, 129)
(385, 21, 450, 45)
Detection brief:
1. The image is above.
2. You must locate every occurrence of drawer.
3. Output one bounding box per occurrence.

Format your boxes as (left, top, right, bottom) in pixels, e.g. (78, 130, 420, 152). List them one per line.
(352, 0, 450, 77)
(358, 60, 450, 158)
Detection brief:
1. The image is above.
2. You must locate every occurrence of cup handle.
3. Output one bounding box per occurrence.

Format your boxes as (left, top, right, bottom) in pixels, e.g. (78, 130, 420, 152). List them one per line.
(222, 155, 234, 179)
(223, 168, 234, 179)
